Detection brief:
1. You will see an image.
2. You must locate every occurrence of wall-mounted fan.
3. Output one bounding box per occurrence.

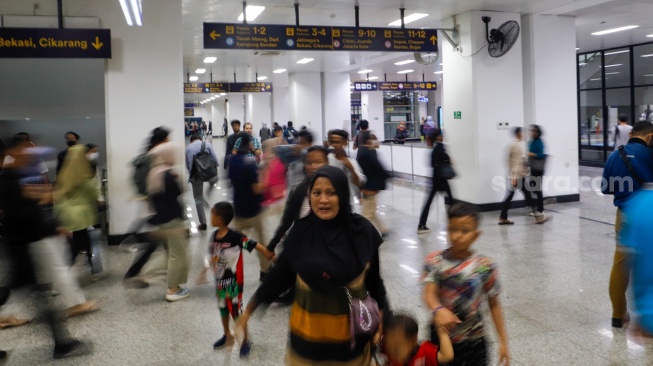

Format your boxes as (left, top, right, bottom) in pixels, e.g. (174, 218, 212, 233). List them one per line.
(482, 17, 520, 58)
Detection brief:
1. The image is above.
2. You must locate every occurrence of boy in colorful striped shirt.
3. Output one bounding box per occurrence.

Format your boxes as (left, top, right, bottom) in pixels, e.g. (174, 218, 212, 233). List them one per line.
(209, 202, 274, 357)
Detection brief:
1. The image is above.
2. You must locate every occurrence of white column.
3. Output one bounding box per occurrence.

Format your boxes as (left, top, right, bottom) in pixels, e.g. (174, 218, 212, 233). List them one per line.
(227, 94, 245, 123)
(522, 14, 579, 199)
(361, 91, 385, 140)
(322, 72, 352, 138)
(246, 92, 272, 137)
(272, 86, 289, 124)
(442, 11, 525, 207)
(289, 72, 324, 143)
(81, 0, 184, 235)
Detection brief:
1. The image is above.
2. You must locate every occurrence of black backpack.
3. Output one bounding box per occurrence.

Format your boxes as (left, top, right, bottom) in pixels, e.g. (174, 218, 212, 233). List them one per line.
(131, 153, 152, 196)
(192, 142, 218, 181)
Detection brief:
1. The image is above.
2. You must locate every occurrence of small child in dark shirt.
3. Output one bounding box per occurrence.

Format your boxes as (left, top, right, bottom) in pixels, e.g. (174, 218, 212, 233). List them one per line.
(381, 314, 453, 366)
(209, 202, 274, 357)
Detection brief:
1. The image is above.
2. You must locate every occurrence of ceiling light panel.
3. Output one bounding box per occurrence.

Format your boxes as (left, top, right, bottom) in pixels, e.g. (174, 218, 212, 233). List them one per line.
(257, 76, 268, 80)
(203, 57, 217, 63)
(273, 68, 287, 73)
(388, 13, 428, 27)
(395, 60, 415, 65)
(591, 25, 639, 36)
(358, 69, 373, 74)
(189, 76, 198, 81)
(237, 5, 266, 22)
(604, 50, 629, 56)
(397, 69, 414, 74)
(195, 68, 206, 74)
(296, 58, 314, 64)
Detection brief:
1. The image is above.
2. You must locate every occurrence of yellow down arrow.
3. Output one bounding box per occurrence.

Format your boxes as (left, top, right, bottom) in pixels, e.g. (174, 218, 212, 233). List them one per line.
(92, 36, 103, 50)
(210, 30, 221, 40)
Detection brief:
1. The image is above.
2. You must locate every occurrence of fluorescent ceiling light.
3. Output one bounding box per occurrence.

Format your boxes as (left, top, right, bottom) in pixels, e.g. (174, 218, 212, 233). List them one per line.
(388, 13, 428, 27)
(434, 71, 444, 74)
(605, 72, 620, 75)
(591, 25, 638, 36)
(576, 48, 580, 50)
(195, 68, 206, 74)
(647, 34, 653, 38)
(210, 97, 216, 100)
(358, 69, 373, 74)
(604, 50, 629, 56)
(257, 76, 268, 80)
(189, 76, 198, 81)
(645, 74, 653, 77)
(394, 60, 414, 65)
(439, 63, 443, 65)
(220, 93, 226, 96)
(130, 0, 142, 26)
(203, 57, 217, 63)
(118, 0, 133, 26)
(603, 64, 622, 68)
(273, 68, 287, 73)
(367, 76, 379, 80)
(640, 54, 653, 58)
(237, 5, 265, 22)
(397, 69, 413, 74)
(296, 58, 314, 64)
(589, 78, 602, 81)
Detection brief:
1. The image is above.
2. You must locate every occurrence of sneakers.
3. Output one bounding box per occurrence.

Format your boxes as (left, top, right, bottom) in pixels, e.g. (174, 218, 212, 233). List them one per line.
(66, 301, 100, 318)
(213, 335, 234, 349)
(53, 340, 91, 359)
(535, 213, 548, 224)
(417, 225, 431, 234)
(239, 341, 251, 357)
(612, 312, 631, 328)
(165, 287, 190, 302)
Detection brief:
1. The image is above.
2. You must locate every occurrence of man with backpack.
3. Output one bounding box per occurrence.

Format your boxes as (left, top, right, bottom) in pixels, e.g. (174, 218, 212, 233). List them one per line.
(186, 134, 219, 231)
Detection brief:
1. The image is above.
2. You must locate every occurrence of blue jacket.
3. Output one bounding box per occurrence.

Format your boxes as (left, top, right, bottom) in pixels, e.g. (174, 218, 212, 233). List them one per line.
(602, 138, 653, 208)
(529, 138, 545, 159)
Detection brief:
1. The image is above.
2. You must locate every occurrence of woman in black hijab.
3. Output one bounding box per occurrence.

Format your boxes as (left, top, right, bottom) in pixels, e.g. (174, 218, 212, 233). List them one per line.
(237, 165, 388, 365)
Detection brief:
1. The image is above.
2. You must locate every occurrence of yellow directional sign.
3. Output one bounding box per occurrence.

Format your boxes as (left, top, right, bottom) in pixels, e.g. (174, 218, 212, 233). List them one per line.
(430, 35, 437, 45)
(92, 36, 103, 50)
(210, 30, 221, 40)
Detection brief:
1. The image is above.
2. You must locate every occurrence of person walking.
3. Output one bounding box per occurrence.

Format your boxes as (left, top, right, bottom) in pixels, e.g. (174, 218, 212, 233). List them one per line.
(601, 121, 653, 328)
(186, 134, 219, 231)
(418, 130, 455, 233)
(527, 125, 546, 217)
(224, 120, 241, 169)
(613, 114, 633, 150)
(498, 127, 546, 225)
(147, 141, 190, 302)
(357, 132, 391, 236)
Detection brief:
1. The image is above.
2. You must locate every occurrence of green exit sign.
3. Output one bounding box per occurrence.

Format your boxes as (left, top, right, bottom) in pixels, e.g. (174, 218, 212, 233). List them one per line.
(454, 111, 462, 119)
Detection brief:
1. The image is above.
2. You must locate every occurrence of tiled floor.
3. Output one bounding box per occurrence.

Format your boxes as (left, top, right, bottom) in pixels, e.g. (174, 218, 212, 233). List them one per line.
(1, 139, 652, 365)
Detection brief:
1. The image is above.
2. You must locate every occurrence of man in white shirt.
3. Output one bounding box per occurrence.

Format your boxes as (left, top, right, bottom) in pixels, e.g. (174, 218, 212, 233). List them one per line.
(326, 129, 366, 203)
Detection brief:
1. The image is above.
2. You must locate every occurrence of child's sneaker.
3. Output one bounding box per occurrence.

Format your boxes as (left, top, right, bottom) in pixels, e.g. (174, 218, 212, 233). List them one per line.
(213, 335, 234, 349)
(239, 341, 251, 357)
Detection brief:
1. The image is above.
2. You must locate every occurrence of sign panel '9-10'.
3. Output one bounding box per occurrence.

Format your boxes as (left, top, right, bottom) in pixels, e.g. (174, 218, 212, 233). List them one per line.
(203, 22, 437, 53)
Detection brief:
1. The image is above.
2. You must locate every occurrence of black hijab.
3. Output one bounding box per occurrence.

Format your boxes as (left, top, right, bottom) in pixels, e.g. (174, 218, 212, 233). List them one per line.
(282, 165, 382, 292)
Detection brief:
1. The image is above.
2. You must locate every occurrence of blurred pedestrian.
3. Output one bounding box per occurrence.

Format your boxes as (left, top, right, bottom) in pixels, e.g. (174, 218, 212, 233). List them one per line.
(186, 134, 219, 231)
(357, 132, 390, 236)
(418, 130, 456, 233)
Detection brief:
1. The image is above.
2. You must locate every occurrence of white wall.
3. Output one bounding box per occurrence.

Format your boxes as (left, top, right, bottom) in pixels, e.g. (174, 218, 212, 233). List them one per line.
(443, 11, 525, 205)
(246, 92, 273, 137)
(522, 14, 579, 197)
(227, 94, 246, 125)
(322, 72, 351, 139)
(79, 0, 184, 235)
(362, 91, 385, 140)
(290, 72, 324, 143)
(272, 86, 290, 124)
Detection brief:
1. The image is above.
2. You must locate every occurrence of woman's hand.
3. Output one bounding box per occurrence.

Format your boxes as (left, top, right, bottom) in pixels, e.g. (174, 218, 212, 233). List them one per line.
(498, 342, 511, 365)
(433, 307, 462, 332)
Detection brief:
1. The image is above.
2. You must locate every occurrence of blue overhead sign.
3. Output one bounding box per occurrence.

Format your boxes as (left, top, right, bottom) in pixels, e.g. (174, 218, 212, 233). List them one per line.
(203, 22, 437, 53)
(353, 82, 437, 91)
(0, 28, 111, 58)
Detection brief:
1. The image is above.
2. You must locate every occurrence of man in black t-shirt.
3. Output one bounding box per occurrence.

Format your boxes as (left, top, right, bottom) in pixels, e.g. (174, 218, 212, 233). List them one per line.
(227, 133, 269, 280)
(224, 120, 241, 169)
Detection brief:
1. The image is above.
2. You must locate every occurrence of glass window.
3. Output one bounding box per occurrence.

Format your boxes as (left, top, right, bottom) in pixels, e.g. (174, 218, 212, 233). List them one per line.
(634, 43, 653, 86)
(579, 90, 604, 162)
(635, 86, 653, 122)
(604, 48, 631, 88)
(605, 88, 632, 148)
(383, 91, 420, 138)
(579, 52, 602, 90)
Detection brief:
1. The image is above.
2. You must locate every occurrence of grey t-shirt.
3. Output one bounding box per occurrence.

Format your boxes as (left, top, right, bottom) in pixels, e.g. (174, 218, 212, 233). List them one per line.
(614, 124, 633, 150)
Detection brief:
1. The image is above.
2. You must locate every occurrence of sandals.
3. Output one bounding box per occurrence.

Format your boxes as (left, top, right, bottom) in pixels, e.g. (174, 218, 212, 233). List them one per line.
(66, 300, 100, 318)
(498, 220, 514, 225)
(0, 316, 30, 329)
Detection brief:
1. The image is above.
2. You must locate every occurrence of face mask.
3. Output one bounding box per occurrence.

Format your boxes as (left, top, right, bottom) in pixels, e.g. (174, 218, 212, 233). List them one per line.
(87, 152, 99, 162)
(66, 140, 76, 147)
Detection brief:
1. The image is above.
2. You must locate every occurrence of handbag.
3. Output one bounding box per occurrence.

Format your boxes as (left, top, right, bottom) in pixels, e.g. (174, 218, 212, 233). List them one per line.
(528, 156, 546, 175)
(345, 287, 380, 350)
(437, 163, 457, 180)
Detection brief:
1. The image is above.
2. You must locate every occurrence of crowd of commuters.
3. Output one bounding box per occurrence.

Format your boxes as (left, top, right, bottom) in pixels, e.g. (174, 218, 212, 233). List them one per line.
(4, 113, 653, 364)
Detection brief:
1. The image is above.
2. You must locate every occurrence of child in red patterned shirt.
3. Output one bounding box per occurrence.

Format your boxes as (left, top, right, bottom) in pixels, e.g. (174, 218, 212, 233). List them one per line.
(381, 314, 453, 366)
